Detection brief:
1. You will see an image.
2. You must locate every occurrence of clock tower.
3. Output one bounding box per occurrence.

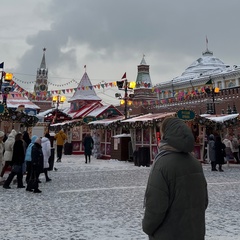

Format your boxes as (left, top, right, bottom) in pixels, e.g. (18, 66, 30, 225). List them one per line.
(34, 48, 48, 93)
(32, 48, 52, 112)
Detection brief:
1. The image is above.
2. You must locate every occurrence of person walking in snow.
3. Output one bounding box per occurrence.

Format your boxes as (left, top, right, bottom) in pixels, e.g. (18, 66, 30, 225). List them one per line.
(54, 129, 67, 162)
(231, 134, 240, 164)
(223, 134, 233, 165)
(208, 134, 217, 171)
(26, 138, 44, 193)
(41, 133, 52, 182)
(0, 129, 17, 180)
(83, 133, 94, 164)
(3, 133, 25, 189)
(25, 135, 38, 184)
(215, 135, 226, 172)
(142, 117, 208, 240)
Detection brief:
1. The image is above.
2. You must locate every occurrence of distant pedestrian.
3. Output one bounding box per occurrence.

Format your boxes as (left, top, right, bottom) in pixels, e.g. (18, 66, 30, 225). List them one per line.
(24, 135, 38, 184)
(41, 133, 51, 182)
(54, 129, 67, 162)
(223, 135, 233, 165)
(208, 134, 217, 171)
(83, 133, 94, 164)
(142, 117, 208, 239)
(0, 131, 5, 183)
(215, 136, 226, 172)
(3, 133, 25, 189)
(231, 134, 240, 164)
(26, 138, 44, 193)
(0, 129, 17, 180)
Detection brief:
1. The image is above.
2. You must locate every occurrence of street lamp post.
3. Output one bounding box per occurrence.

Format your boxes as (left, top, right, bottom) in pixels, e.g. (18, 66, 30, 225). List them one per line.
(205, 77, 220, 115)
(52, 95, 66, 124)
(116, 73, 135, 119)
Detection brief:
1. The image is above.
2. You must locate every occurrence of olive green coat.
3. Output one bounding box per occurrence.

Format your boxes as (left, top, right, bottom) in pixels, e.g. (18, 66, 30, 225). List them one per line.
(142, 118, 208, 240)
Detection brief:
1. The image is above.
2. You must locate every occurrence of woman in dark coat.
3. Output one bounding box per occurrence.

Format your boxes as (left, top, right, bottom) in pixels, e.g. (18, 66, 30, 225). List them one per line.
(26, 138, 44, 193)
(23, 131, 31, 148)
(215, 136, 226, 172)
(3, 133, 25, 189)
(83, 133, 94, 164)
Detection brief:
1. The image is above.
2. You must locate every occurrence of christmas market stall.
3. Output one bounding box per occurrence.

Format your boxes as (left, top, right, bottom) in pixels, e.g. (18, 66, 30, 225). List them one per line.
(121, 112, 176, 163)
(49, 105, 123, 156)
(0, 93, 40, 134)
(196, 113, 239, 162)
(88, 116, 125, 159)
(0, 103, 39, 133)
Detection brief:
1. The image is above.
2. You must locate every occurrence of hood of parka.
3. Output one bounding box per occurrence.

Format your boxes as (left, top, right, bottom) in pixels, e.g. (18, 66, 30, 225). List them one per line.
(161, 118, 195, 153)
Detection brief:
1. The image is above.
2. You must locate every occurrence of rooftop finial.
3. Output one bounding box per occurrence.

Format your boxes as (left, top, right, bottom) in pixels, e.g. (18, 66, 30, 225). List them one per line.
(206, 36, 208, 50)
(202, 36, 213, 56)
(43, 47, 46, 52)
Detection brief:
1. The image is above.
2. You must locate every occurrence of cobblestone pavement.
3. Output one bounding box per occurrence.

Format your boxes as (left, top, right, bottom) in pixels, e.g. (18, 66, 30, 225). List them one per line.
(0, 155, 240, 240)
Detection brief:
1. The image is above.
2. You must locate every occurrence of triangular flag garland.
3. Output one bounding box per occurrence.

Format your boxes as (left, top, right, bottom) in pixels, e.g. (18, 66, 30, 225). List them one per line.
(8, 76, 218, 107)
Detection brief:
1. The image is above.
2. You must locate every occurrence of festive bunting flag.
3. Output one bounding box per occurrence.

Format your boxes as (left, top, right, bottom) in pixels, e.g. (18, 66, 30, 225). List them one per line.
(121, 72, 126, 79)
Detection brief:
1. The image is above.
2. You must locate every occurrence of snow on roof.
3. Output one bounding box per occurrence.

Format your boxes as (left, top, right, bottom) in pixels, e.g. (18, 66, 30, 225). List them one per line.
(50, 119, 81, 127)
(172, 49, 228, 83)
(68, 72, 101, 102)
(200, 113, 239, 122)
(0, 93, 40, 109)
(88, 116, 124, 126)
(86, 105, 111, 117)
(121, 112, 176, 123)
(37, 108, 55, 117)
(112, 134, 131, 138)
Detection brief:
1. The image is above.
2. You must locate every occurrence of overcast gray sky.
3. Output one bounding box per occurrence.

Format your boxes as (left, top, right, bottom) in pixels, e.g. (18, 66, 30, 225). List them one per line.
(1, 0, 240, 105)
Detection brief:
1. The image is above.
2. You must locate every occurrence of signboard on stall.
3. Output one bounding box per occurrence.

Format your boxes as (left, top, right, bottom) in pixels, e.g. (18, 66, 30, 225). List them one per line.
(177, 109, 195, 121)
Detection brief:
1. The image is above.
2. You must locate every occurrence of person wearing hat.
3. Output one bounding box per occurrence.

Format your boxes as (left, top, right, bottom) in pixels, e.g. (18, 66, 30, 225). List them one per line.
(3, 133, 25, 189)
(0, 129, 17, 180)
(142, 117, 208, 240)
(26, 138, 44, 193)
(0, 131, 5, 182)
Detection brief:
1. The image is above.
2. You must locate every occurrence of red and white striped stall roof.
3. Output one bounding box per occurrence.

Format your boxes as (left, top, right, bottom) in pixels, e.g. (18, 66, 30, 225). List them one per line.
(0, 93, 40, 110)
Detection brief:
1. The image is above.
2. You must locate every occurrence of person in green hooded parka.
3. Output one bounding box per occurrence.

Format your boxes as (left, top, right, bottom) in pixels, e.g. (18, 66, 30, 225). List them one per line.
(142, 117, 208, 240)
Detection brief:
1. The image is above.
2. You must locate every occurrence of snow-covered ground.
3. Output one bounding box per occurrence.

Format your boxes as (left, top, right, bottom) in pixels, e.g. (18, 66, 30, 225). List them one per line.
(0, 155, 240, 240)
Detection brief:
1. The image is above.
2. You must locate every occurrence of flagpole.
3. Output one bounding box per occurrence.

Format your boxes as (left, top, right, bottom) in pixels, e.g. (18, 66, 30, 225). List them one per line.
(0, 62, 4, 95)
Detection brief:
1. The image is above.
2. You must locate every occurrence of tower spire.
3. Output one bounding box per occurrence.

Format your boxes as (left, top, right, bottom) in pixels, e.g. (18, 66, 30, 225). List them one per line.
(40, 48, 46, 69)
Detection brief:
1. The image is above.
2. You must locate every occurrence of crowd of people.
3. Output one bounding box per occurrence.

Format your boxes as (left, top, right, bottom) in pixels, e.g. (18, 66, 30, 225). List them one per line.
(0, 129, 55, 193)
(208, 133, 240, 172)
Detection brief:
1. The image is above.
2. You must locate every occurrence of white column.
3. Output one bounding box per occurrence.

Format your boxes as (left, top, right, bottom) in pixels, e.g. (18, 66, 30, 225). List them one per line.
(235, 77, 239, 87)
(221, 79, 225, 89)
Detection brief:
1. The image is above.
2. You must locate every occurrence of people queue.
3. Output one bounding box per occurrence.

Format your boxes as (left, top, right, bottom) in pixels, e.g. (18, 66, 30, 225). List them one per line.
(0, 130, 54, 193)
